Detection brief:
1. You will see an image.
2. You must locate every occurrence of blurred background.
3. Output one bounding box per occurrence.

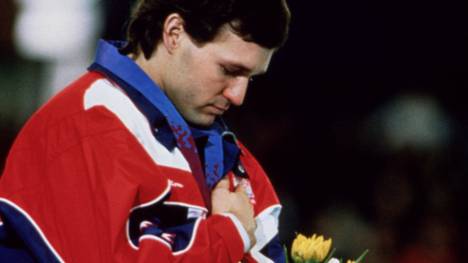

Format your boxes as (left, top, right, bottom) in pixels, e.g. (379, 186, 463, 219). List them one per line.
(1, 0, 467, 262)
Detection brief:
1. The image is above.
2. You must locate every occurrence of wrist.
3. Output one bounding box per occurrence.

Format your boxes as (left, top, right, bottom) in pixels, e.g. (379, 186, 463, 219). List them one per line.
(220, 212, 254, 252)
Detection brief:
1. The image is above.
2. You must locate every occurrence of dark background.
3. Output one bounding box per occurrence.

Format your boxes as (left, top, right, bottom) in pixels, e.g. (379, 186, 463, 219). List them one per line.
(2, 0, 468, 261)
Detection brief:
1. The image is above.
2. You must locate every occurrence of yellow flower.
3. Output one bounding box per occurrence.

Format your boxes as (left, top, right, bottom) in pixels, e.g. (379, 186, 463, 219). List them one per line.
(346, 261, 356, 263)
(291, 233, 332, 262)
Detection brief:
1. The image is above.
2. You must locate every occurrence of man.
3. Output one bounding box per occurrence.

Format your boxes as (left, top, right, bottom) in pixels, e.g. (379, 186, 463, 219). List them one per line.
(0, 0, 290, 261)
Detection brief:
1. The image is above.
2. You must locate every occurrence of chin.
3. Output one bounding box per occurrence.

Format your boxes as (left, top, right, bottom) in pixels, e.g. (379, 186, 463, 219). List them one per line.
(186, 116, 216, 128)
(191, 120, 215, 128)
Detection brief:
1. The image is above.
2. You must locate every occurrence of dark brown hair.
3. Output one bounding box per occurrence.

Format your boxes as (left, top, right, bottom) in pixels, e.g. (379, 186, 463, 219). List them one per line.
(120, 0, 291, 59)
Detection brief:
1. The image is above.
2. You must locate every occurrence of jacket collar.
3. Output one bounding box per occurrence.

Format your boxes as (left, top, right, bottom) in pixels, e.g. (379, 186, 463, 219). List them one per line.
(88, 40, 242, 187)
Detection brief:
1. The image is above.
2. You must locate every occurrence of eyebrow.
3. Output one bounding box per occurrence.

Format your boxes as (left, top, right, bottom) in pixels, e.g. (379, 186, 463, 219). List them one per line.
(224, 62, 267, 76)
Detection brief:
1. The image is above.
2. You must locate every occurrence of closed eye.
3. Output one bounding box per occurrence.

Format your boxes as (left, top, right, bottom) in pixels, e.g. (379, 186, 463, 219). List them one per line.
(220, 63, 266, 82)
(221, 65, 244, 77)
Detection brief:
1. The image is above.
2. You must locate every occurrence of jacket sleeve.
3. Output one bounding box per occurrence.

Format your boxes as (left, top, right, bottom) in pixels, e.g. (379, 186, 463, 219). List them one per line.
(237, 144, 287, 263)
(136, 214, 247, 262)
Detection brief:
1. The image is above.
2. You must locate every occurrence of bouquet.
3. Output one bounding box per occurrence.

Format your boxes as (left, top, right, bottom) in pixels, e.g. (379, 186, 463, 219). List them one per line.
(287, 233, 368, 263)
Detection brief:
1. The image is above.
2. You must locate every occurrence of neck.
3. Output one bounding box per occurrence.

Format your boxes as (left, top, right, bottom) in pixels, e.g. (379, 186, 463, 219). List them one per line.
(133, 50, 167, 92)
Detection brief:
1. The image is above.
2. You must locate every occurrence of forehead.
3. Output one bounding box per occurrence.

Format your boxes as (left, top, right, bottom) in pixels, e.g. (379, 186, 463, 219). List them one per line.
(202, 26, 275, 75)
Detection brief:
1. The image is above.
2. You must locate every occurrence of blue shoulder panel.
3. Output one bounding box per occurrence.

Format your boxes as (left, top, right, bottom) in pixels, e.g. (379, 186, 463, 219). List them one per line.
(261, 234, 287, 263)
(0, 200, 62, 263)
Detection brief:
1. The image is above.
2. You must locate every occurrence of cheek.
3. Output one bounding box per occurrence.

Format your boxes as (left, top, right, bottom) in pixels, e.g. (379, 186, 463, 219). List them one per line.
(197, 64, 220, 84)
(175, 83, 206, 109)
(178, 58, 226, 103)
(193, 69, 226, 96)
(181, 89, 197, 104)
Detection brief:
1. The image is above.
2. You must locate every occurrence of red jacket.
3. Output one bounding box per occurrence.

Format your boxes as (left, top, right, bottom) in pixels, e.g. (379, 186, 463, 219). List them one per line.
(0, 67, 284, 262)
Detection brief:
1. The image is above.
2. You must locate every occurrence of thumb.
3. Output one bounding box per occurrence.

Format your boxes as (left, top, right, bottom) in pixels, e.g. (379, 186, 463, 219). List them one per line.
(214, 176, 230, 190)
(235, 183, 248, 195)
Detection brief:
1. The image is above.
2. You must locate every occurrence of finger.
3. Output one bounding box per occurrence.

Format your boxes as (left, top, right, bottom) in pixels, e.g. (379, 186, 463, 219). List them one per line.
(235, 178, 250, 192)
(234, 184, 249, 196)
(214, 176, 230, 190)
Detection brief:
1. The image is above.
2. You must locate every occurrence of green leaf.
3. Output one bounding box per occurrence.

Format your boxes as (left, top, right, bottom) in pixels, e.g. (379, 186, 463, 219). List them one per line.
(355, 249, 369, 263)
(323, 248, 336, 263)
(284, 245, 290, 263)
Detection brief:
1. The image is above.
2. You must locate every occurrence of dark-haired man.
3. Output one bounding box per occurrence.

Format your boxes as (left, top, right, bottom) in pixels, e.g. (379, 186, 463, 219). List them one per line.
(0, 0, 290, 262)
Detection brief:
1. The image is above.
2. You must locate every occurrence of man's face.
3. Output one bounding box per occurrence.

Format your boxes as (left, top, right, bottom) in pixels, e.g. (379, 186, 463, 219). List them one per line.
(157, 25, 274, 127)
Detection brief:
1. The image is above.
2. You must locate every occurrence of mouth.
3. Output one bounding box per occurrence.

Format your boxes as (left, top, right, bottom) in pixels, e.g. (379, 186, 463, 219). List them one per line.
(208, 105, 229, 115)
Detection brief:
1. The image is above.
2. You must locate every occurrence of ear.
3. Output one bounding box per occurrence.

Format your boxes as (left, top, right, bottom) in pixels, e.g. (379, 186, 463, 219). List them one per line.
(161, 13, 186, 54)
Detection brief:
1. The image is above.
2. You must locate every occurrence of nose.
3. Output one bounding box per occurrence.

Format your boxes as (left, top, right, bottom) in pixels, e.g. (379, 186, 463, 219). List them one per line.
(223, 77, 249, 106)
